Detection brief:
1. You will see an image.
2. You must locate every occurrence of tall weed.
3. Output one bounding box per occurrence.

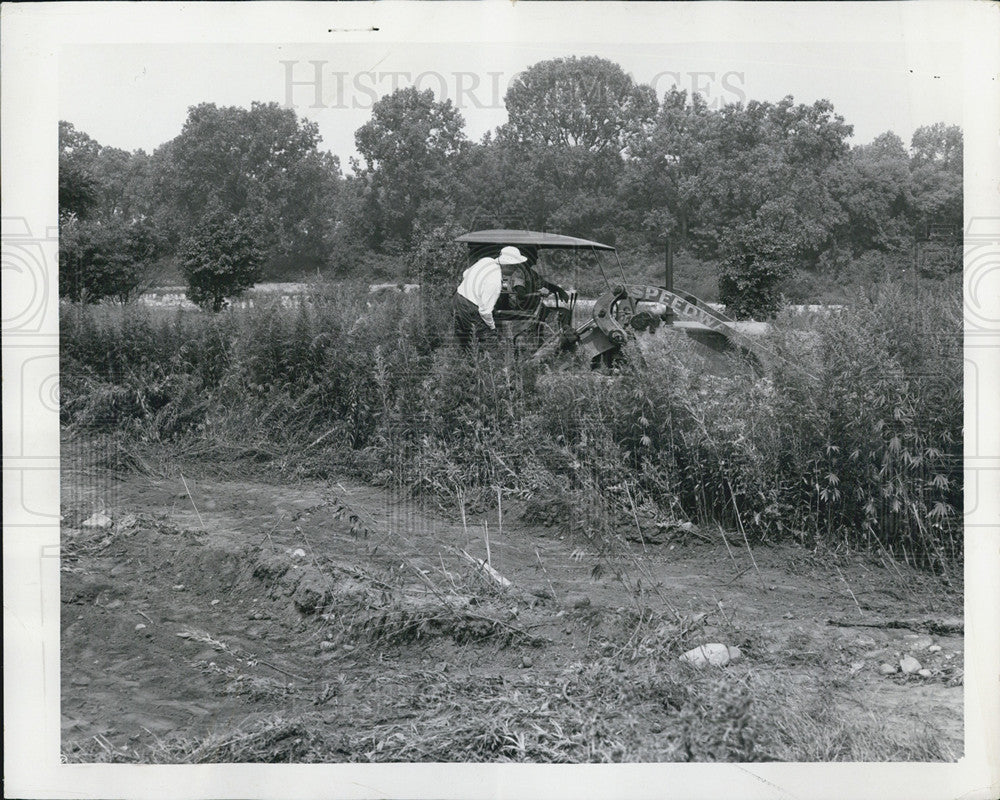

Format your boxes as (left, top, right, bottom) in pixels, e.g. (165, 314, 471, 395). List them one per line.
(60, 278, 962, 568)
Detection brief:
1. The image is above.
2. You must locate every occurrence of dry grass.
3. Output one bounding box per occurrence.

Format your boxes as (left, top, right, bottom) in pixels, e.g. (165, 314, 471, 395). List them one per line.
(63, 659, 955, 764)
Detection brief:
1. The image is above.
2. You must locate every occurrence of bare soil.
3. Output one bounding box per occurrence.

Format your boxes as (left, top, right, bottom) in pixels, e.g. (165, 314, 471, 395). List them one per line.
(61, 458, 964, 762)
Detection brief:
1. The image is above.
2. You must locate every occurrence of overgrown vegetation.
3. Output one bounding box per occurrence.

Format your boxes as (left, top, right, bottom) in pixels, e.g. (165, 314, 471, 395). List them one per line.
(61, 273, 962, 573)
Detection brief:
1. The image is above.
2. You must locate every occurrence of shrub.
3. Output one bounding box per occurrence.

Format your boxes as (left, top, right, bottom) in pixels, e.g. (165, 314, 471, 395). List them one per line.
(718, 223, 797, 319)
(409, 221, 467, 288)
(59, 216, 157, 303)
(181, 212, 264, 311)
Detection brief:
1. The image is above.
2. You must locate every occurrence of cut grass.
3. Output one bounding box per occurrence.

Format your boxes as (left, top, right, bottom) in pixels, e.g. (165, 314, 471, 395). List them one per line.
(63, 659, 955, 764)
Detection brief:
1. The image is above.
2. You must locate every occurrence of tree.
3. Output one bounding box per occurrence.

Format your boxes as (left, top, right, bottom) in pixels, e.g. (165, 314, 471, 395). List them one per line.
(59, 122, 102, 219)
(154, 102, 340, 273)
(502, 56, 657, 154)
(180, 212, 264, 311)
(624, 89, 720, 246)
(353, 87, 468, 251)
(60, 122, 162, 226)
(717, 222, 797, 319)
(458, 137, 629, 241)
(409, 221, 468, 288)
(832, 132, 914, 255)
(625, 94, 852, 262)
(59, 122, 163, 302)
(708, 97, 851, 262)
(909, 123, 962, 237)
(59, 215, 157, 303)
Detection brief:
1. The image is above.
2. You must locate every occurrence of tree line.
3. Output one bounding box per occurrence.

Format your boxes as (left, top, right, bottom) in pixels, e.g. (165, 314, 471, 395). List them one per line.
(59, 55, 962, 316)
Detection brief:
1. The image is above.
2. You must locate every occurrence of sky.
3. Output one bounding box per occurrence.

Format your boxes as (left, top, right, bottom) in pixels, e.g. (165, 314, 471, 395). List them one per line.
(60, 37, 963, 170)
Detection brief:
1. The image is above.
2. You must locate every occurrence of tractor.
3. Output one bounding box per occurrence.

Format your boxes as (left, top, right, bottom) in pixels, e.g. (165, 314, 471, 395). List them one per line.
(454, 229, 769, 367)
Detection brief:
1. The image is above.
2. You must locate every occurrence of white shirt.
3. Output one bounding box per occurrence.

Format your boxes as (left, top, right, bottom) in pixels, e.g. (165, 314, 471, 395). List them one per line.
(456, 257, 502, 330)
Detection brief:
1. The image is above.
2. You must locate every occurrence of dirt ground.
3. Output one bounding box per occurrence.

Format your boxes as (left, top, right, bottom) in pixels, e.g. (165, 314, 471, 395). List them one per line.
(61, 456, 964, 763)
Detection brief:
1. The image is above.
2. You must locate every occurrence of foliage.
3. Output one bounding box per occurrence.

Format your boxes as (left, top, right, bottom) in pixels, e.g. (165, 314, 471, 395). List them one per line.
(352, 88, 467, 252)
(409, 221, 468, 287)
(58, 215, 158, 303)
(627, 93, 853, 261)
(59, 121, 165, 301)
(59, 122, 104, 219)
(151, 102, 340, 274)
(717, 222, 797, 319)
(908, 123, 963, 237)
(60, 57, 963, 300)
(180, 212, 265, 311)
(61, 275, 962, 572)
(501, 56, 657, 155)
(832, 132, 913, 254)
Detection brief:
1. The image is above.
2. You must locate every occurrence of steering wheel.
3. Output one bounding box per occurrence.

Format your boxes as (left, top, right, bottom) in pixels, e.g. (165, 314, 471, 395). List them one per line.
(503, 263, 540, 312)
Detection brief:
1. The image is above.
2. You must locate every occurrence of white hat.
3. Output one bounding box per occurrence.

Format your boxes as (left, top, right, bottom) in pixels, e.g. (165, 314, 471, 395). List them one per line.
(497, 246, 528, 265)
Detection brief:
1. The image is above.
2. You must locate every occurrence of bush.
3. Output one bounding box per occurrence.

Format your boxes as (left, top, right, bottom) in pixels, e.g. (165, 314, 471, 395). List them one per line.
(409, 222, 467, 288)
(59, 216, 156, 303)
(718, 223, 797, 319)
(181, 212, 264, 311)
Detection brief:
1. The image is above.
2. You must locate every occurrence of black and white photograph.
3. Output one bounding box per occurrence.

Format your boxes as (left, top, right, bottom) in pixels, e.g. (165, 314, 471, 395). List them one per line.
(3, 2, 999, 798)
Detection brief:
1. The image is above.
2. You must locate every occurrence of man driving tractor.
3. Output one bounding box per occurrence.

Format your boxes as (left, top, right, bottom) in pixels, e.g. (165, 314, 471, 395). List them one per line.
(451, 245, 529, 347)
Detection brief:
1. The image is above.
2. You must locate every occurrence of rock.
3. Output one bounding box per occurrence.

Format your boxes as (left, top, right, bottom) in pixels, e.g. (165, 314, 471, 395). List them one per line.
(782, 612, 793, 619)
(909, 635, 934, 651)
(520, 656, 533, 669)
(115, 513, 138, 530)
(849, 661, 865, 675)
(291, 569, 333, 614)
(210, 599, 220, 606)
(253, 555, 290, 582)
(928, 645, 942, 653)
(291, 548, 307, 558)
(82, 512, 113, 529)
(918, 669, 932, 677)
(899, 655, 922, 674)
(567, 593, 591, 609)
(679, 642, 742, 667)
(318, 641, 335, 651)
(135, 623, 146, 631)
(878, 663, 897, 675)
(172, 584, 185, 591)
(342, 644, 355, 652)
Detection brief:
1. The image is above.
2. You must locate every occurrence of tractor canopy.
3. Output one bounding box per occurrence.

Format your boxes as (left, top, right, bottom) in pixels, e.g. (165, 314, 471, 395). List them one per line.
(454, 229, 616, 252)
(454, 229, 619, 283)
